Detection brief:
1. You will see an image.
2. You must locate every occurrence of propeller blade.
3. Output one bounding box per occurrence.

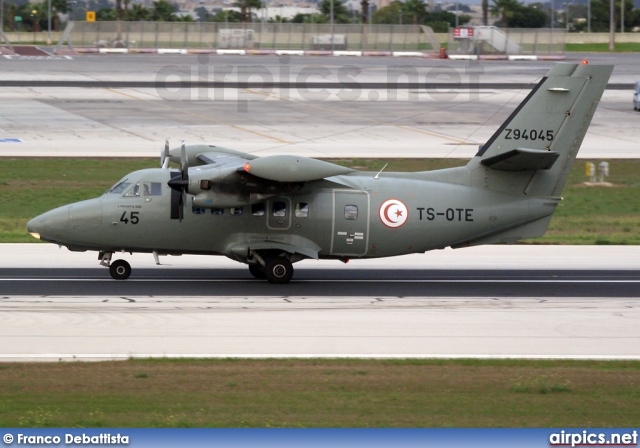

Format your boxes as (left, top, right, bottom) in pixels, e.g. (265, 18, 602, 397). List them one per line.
(168, 140, 189, 221)
(180, 140, 188, 181)
(179, 190, 186, 222)
(161, 139, 170, 169)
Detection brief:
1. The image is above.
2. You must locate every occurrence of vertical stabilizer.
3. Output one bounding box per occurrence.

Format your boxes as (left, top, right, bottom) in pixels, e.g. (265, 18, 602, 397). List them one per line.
(469, 63, 613, 197)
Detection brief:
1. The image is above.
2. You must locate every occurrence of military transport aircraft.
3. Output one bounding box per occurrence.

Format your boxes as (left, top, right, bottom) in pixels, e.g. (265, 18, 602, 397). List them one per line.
(27, 63, 612, 283)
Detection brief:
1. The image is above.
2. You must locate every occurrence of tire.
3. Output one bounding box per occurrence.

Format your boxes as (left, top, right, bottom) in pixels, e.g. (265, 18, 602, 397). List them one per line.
(109, 259, 132, 280)
(248, 264, 266, 279)
(264, 257, 294, 284)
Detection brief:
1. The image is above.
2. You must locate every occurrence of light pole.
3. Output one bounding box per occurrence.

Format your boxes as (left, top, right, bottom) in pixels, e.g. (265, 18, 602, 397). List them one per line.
(550, 0, 554, 29)
(620, 0, 624, 33)
(608, 0, 614, 50)
(587, 0, 591, 32)
(31, 9, 37, 44)
(399, 9, 402, 25)
(455, 1, 459, 28)
(330, 0, 334, 51)
(47, 0, 52, 45)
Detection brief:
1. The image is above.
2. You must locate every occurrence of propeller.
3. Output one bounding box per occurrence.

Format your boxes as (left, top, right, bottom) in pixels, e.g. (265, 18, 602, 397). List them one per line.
(168, 140, 189, 221)
(161, 139, 170, 169)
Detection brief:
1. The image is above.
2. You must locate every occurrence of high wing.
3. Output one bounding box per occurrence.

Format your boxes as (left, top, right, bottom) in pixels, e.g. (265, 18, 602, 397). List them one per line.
(165, 143, 355, 210)
(167, 143, 354, 182)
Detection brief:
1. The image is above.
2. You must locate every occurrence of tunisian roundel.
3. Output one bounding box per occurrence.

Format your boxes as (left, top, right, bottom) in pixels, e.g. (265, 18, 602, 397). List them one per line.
(379, 199, 409, 228)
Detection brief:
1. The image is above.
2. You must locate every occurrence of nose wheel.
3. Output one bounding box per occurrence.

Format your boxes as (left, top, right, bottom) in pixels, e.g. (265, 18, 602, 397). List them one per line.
(109, 259, 132, 280)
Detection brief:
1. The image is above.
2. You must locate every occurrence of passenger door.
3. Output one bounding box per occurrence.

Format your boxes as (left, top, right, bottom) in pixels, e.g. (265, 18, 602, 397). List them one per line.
(330, 190, 369, 256)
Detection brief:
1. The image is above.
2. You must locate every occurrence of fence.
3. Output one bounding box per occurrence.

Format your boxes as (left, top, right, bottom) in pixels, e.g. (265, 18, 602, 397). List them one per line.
(447, 26, 566, 56)
(54, 21, 441, 54)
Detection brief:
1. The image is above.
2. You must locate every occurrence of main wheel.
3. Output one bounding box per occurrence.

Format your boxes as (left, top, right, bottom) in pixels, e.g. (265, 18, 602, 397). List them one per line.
(109, 259, 132, 280)
(248, 263, 265, 279)
(264, 257, 294, 284)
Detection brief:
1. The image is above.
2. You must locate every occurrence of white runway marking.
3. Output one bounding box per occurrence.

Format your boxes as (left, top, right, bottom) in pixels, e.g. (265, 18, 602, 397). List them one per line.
(2, 277, 640, 283)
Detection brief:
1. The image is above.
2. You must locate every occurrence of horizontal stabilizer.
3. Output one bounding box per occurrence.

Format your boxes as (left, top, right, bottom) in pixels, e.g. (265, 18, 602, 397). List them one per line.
(243, 155, 355, 182)
(480, 148, 560, 171)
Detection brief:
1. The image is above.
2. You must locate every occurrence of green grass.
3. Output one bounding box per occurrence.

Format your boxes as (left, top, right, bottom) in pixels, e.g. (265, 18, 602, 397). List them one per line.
(3, 157, 640, 244)
(0, 358, 639, 427)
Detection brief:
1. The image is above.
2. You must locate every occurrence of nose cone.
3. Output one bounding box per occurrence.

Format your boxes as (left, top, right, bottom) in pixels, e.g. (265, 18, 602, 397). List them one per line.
(26, 214, 48, 240)
(26, 205, 72, 243)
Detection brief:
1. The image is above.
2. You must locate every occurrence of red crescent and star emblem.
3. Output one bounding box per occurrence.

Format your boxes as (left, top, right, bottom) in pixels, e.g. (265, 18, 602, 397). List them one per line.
(379, 199, 409, 228)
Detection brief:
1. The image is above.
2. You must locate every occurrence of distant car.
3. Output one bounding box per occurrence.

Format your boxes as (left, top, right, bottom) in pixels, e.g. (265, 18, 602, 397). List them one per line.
(634, 81, 640, 110)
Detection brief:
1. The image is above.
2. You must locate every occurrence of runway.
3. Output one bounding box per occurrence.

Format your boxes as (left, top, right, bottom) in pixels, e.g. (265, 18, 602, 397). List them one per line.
(1, 245, 639, 361)
(2, 268, 640, 297)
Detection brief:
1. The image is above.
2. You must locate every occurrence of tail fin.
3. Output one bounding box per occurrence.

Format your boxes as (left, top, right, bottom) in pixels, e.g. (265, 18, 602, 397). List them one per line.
(469, 63, 613, 197)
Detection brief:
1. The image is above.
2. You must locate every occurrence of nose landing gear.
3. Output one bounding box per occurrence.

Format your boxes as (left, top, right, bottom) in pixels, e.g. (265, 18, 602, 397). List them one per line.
(99, 251, 132, 280)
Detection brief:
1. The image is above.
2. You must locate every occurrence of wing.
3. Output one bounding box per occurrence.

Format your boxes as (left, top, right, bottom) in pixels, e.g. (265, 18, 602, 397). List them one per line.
(170, 144, 354, 182)
(167, 144, 355, 209)
(169, 144, 257, 168)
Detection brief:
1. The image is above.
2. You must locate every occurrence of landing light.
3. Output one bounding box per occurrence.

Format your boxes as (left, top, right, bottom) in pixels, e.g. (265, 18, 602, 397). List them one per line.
(29, 232, 41, 240)
(244, 163, 251, 173)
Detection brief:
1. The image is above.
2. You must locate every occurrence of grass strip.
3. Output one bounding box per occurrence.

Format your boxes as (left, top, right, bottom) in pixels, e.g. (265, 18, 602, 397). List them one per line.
(0, 358, 639, 427)
(2, 158, 639, 245)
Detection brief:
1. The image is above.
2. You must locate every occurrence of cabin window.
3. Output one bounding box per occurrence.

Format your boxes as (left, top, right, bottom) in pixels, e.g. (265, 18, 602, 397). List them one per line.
(230, 207, 243, 216)
(142, 182, 162, 196)
(252, 203, 265, 216)
(295, 203, 309, 218)
(344, 205, 358, 220)
(272, 201, 287, 217)
(211, 208, 224, 215)
(192, 207, 206, 215)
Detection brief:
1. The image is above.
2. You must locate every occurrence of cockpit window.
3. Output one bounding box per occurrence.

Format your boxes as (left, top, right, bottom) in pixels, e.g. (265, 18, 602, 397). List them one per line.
(124, 183, 141, 197)
(116, 181, 162, 197)
(106, 179, 131, 195)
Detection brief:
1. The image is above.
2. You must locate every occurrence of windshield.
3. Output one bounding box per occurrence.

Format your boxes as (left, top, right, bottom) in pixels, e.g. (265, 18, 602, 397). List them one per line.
(105, 178, 131, 195)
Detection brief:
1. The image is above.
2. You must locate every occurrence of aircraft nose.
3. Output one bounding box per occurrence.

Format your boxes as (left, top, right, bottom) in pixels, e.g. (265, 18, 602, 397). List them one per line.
(26, 214, 47, 240)
(26, 206, 70, 242)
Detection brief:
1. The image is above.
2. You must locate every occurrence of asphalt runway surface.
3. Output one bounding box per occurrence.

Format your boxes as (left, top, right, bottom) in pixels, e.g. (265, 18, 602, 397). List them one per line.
(2, 268, 640, 297)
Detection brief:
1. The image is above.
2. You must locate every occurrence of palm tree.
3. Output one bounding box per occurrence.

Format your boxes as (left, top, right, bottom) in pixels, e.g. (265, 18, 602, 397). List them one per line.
(490, 0, 520, 28)
(151, 0, 177, 21)
(245, 0, 263, 22)
(403, 0, 425, 24)
(233, 0, 264, 22)
(51, 0, 69, 31)
(482, 0, 488, 24)
(127, 3, 150, 20)
(319, 0, 350, 23)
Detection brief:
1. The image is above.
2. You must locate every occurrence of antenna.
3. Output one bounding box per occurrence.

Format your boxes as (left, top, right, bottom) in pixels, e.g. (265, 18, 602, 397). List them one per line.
(374, 163, 388, 179)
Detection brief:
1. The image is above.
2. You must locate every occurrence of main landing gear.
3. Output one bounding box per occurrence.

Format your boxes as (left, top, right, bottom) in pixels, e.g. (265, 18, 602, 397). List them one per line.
(100, 252, 131, 280)
(248, 252, 294, 284)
